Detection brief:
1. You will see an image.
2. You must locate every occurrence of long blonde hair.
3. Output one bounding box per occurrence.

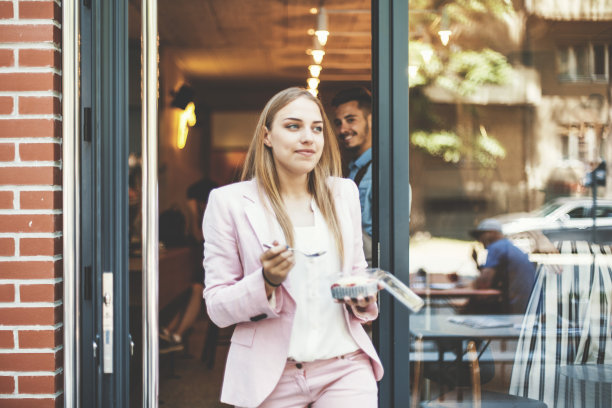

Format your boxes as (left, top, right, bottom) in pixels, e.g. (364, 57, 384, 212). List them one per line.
(241, 87, 344, 263)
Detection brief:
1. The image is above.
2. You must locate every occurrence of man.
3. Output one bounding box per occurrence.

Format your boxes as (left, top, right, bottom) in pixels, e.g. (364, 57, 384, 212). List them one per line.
(469, 218, 536, 314)
(332, 87, 373, 265)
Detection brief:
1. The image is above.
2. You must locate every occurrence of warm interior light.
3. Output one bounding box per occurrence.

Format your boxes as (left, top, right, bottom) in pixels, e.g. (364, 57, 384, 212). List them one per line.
(310, 49, 325, 64)
(408, 65, 418, 78)
(308, 64, 322, 78)
(308, 88, 319, 97)
(307, 77, 320, 90)
(438, 30, 451, 46)
(309, 7, 318, 14)
(420, 48, 434, 64)
(315, 30, 329, 46)
(307, 28, 315, 35)
(177, 101, 196, 149)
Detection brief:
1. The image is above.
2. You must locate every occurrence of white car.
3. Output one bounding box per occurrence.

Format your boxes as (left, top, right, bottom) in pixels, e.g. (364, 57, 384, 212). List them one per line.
(495, 197, 612, 247)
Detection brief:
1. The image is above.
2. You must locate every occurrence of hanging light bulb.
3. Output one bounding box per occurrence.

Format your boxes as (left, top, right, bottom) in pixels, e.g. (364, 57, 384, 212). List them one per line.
(314, 7, 329, 46)
(310, 49, 325, 64)
(420, 48, 434, 64)
(438, 30, 451, 46)
(408, 65, 418, 78)
(438, 9, 452, 46)
(308, 64, 322, 78)
(307, 77, 320, 90)
(308, 88, 319, 97)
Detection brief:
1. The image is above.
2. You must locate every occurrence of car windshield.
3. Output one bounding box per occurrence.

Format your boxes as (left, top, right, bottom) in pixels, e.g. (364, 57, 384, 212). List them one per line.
(532, 201, 565, 217)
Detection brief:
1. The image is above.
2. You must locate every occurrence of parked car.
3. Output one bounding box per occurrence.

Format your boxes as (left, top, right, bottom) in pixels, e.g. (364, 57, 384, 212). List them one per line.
(494, 197, 612, 250)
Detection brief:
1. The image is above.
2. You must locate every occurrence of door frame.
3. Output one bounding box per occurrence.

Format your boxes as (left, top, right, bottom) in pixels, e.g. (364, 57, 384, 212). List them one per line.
(373, 0, 412, 406)
(63, 0, 131, 406)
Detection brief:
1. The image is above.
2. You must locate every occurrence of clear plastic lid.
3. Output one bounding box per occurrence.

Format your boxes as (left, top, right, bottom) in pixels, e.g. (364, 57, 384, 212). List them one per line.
(364, 268, 425, 313)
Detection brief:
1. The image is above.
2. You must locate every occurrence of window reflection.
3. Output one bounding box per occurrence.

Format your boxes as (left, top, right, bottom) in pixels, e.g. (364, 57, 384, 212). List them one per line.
(409, 1, 612, 406)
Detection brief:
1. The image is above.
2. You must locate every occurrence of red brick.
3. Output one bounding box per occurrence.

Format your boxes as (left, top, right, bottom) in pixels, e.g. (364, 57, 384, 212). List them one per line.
(19, 1, 61, 20)
(20, 191, 61, 210)
(20, 283, 62, 302)
(19, 96, 60, 115)
(0, 119, 61, 138)
(0, 143, 15, 161)
(18, 374, 62, 394)
(0, 284, 14, 302)
(0, 214, 61, 233)
(0, 167, 61, 185)
(0, 376, 15, 393)
(20, 237, 61, 257)
(0, 261, 62, 279)
(0, 238, 15, 256)
(0, 331, 13, 348)
(0, 73, 59, 92)
(0, 96, 13, 113)
(0, 24, 60, 43)
(0, 191, 13, 208)
(19, 143, 60, 161)
(0, 49, 14, 66)
(0, 398, 60, 408)
(0, 351, 60, 371)
(0, 306, 61, 326)
(19, 49, 60, 68)
(18, 328, 61, 349)
(0, 2, 13, 19)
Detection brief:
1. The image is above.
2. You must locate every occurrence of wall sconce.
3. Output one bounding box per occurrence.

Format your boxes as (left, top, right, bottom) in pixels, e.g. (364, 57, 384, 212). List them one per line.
(308, 64, 322, 78)
(171, 84, 196, 150)
(314, 7, 329, 46)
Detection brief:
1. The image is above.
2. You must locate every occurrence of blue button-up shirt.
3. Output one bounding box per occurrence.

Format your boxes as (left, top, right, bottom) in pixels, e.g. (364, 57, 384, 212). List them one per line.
(348, 148, 372, 236)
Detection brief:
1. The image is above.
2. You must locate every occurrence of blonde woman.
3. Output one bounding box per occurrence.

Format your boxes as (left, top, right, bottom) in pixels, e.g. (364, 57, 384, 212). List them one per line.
(203, 87, 383, 408)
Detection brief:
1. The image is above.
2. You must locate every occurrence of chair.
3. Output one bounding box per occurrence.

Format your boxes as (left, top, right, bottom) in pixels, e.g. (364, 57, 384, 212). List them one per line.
(509, 241, 612, 408)
(418, 341, 547, 408)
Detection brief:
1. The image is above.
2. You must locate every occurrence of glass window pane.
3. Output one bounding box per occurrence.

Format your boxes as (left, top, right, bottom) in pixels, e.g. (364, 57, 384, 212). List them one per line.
(409, 2, 611, 408)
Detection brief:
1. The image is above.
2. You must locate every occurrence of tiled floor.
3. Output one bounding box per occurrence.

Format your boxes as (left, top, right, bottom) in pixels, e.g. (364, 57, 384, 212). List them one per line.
(159, 318, 232, 408)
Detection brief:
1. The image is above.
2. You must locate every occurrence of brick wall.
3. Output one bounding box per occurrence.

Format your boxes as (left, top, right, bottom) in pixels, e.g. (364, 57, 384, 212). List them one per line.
(0, 1, 63, 407)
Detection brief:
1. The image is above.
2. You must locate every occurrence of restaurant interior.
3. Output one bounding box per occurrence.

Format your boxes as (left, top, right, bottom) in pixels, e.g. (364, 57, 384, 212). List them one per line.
(127, 1, 612, 407)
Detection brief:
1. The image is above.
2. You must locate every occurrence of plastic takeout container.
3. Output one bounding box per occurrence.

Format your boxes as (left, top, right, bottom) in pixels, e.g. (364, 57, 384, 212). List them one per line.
(331, 268, 424, 313)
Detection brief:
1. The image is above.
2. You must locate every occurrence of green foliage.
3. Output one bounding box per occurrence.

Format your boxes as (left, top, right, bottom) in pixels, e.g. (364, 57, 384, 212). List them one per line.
(408, 0, 515, 168)
(410, 128, 506, 168)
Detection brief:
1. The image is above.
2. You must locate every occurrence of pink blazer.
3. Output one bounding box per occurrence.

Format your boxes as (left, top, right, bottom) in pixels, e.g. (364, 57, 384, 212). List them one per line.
(203, 177, 384, 407)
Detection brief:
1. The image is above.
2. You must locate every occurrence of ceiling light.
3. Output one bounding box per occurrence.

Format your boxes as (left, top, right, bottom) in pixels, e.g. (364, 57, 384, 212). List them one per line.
(315, 7, 329, 46)
(310, 49, 325, 64)
(307, 77, 320, 90)
(438, 30, 451, 46)
(308, 88, 319, 97)
(309, 7, 318, 14)
(307, 28, 315, 35)
(308, 64, 322, 78)
(420, 48, 434, 64)
(408, 65, 418, 78)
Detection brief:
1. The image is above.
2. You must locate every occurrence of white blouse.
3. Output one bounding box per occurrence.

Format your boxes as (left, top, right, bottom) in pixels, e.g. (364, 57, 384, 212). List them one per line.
(285, 202, 359, 362)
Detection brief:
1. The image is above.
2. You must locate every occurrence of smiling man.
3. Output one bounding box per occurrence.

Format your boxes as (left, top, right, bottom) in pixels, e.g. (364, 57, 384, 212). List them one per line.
(332, 87, 374, 265)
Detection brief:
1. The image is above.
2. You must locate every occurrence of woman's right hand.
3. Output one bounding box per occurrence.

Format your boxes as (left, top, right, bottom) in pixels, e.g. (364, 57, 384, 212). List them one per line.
(260, 241, 295, 295)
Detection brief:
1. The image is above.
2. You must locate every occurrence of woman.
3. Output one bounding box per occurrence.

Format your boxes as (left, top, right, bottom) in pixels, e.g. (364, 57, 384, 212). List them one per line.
(203, 87, 383, 407)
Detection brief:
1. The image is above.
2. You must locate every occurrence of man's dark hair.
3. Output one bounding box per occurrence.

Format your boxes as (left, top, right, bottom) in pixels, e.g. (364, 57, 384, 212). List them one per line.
(331, 87, 372, 115)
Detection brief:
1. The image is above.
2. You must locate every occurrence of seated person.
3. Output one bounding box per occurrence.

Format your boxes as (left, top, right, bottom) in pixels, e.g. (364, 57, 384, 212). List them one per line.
(468, 218, 536, 314)
(159, 178, 218, 354)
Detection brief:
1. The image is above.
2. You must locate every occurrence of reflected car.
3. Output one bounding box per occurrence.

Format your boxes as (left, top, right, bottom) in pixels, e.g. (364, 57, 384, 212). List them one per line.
(495, 197, 612, 247)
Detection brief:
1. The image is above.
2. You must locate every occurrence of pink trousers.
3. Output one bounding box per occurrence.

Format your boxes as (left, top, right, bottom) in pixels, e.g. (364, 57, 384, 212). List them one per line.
(255, 349, 378, 408)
